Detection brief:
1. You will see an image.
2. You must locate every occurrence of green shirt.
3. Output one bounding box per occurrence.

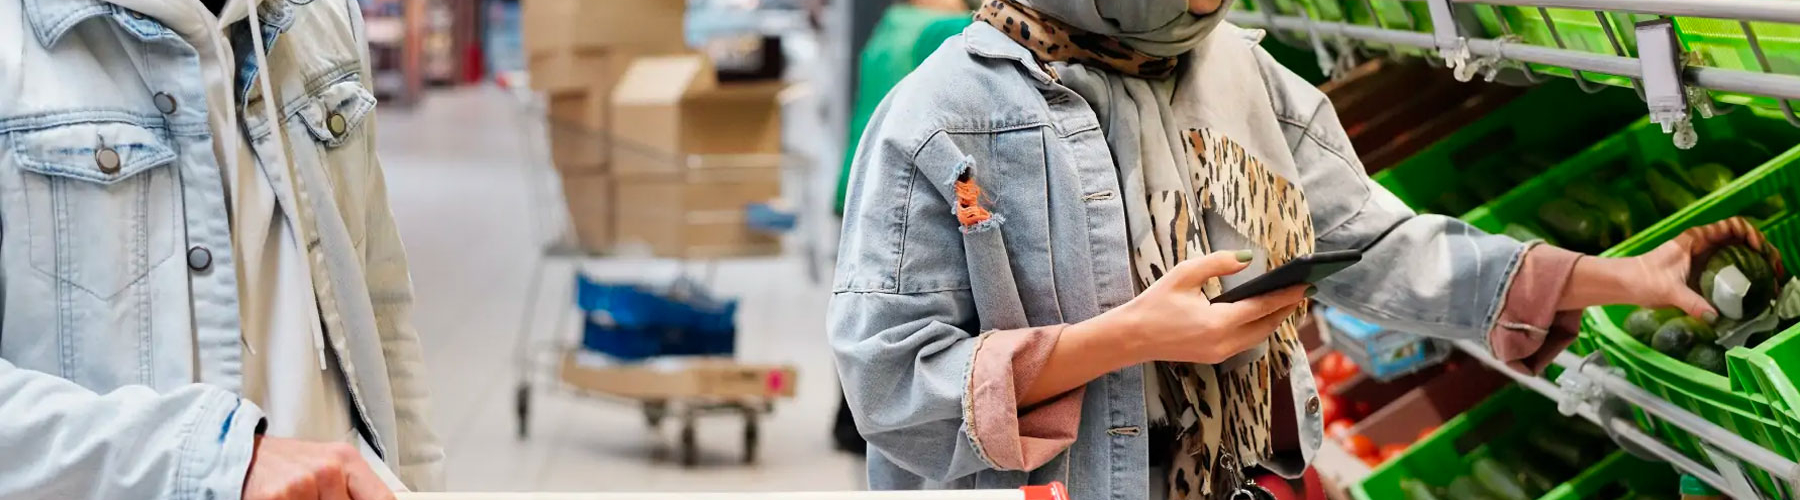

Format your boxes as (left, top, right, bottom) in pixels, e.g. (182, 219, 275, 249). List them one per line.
(837, 5, 973, 214)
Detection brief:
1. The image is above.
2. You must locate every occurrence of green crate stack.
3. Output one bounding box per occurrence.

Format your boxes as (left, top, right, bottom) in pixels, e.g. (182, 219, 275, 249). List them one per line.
(1372, 80, 1640, 218)
(1353, 386, 1678, 500)
(1580, 109, 1800, 499)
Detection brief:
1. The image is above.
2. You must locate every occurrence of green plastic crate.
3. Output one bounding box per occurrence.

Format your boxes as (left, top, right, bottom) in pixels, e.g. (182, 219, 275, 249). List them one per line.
(1372, 80, 1641, 217)
(1461, 106, 1800, 254)
(1352, 386, 1669, 500)
(1675, 17, 1800, 111)
(1580, 117, 1800, 498)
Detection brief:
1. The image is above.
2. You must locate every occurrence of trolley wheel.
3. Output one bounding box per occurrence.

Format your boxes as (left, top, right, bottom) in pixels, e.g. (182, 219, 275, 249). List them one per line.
(679, 422, 699, 468)
(514, 383, 531, 440)
(643, 400, 668, 428)
(742, 414, 760, 464)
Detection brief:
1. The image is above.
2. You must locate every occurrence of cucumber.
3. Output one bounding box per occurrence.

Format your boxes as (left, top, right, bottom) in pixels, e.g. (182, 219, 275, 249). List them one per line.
(1748, 194, 1787, 220)
(1565, 183, 1636, 240)
(1537, 198, 1611, 252)
(1685, 343, 1728, 375)
(1625, 307, 1686, 344)
(1698, 244, 1778, 320)
(1472, 457, 1533, 500)
(1646, 168, 1700, 214)
(1652, 318, 1700, 357)
(1527, 426, 1592, 470)
(1401, 478, 1444, 500)
(1687, 162, 1737, 194)
(1449, 476, 1501, 500)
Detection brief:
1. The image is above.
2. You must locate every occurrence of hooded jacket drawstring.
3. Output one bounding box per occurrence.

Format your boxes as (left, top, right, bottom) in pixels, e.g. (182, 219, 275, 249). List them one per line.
(245, 3, 328, 371)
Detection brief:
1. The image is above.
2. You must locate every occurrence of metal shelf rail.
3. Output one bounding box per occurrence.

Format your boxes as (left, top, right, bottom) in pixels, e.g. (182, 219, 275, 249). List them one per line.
(398, 483, 1070, 500)
(1452, 340, 1800, 499)
(1227, 0, 1800, 143)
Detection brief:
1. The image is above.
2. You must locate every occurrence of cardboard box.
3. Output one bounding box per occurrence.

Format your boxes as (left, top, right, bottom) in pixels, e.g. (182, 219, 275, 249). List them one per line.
(557, 351, 798, 400)
(527, 48, 641, 94)
(547, 91, 609, 173)
(560, 173, 613, 253)
(610, 55, 784, 176)
(612, 169, 782, 258)
(521, 0, 686, 56)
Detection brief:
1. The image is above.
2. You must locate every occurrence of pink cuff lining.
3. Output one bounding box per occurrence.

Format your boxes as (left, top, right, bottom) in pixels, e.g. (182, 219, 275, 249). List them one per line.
(1489, 244, 1584, 373)
(966, 325, 1084, 471)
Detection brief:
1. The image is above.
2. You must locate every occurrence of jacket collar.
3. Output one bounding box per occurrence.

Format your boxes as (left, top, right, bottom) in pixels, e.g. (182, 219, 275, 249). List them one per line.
(24, 0, 121, 47)
(24, 0, 296, 49)
(961, 21, 1058, 84)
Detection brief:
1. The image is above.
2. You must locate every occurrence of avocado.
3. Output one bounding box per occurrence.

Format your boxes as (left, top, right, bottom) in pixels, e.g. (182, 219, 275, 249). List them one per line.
(1685, 343, 1729, 375)
(1652, 318, 1700, 357)
(1625, 307, 1686, 343)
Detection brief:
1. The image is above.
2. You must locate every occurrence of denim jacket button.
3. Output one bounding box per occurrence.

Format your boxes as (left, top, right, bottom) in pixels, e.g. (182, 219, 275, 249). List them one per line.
(1304, 395, 1321, 415)
(94, 147, 121, 174)
(327, 113, 348, 137)
(187, 246, 213, 272)
(154, 93, 178, 114)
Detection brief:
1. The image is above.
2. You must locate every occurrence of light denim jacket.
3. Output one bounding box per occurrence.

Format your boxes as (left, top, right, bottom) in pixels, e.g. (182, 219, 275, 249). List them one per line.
(830, 21, 1531, 500)
(0, 0, 443, 497)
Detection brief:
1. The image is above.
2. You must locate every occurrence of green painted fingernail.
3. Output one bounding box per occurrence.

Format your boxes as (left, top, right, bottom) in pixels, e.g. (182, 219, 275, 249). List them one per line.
(1234, 249, 1254, 262)
(1703, 311, 1719, 323)
(1305, 286, 1318, 298)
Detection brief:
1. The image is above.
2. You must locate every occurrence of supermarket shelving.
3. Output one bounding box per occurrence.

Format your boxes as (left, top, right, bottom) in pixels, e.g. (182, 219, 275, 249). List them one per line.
(1453, 340, 1800, 498)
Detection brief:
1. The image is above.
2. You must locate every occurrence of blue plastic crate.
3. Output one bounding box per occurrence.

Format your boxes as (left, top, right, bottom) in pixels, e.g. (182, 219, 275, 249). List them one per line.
(575, 274, 737, 334)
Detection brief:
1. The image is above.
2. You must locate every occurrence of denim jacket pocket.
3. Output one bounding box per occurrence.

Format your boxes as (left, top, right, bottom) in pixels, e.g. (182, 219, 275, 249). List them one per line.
(11, 121, 180, 298)
(296, 78, 376, 149)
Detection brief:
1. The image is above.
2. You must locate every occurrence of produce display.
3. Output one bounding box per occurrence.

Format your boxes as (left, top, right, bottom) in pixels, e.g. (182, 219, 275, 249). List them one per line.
(1507, 143, 1784, 254)
(1365, 387, 1625, 500)
(1619, 242, 1794, 375)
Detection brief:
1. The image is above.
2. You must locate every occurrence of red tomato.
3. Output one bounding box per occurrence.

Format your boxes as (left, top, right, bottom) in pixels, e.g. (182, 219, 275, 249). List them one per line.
(1345, 435, 1377, 459)
(1416, 425, 1440, 442)
(1379, 444, 1410, 462)
(1320, 394, 1342, 424)
(1318, 352, 1360, 385)
(1359, 454, 1384, 467)
(1326, 420, 1356, 443)
(1352, 400, 1373, 419)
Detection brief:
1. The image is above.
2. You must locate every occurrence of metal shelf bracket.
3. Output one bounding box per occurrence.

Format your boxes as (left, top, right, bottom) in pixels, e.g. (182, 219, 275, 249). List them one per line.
(1636, 18, 1699, 148)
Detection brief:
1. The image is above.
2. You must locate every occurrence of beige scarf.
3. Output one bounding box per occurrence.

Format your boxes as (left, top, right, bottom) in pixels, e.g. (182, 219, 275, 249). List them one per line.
(979, 2, 1315, 498)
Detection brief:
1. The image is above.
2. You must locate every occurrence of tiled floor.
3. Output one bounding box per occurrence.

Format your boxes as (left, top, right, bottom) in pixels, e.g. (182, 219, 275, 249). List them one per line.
(377, 85, 864, 492)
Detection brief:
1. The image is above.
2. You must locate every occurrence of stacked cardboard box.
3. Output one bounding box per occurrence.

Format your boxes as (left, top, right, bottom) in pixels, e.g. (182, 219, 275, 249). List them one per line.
(522, 0, 687, 253)
(610, 55, 785, 258)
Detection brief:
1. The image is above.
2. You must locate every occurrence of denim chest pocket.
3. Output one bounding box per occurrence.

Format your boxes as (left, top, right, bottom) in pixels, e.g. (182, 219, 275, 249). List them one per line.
(296, 78, 376, 150)
(12, 122, 180, 297)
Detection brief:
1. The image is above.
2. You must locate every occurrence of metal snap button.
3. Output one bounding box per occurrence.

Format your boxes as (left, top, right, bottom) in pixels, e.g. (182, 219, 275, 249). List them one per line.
(95, 147, 121, 175)
(326, 113, 348, 137)
(1305, 395, 1321, 415)
(154, 92, 178, 114)
(187, 246, 212, 272)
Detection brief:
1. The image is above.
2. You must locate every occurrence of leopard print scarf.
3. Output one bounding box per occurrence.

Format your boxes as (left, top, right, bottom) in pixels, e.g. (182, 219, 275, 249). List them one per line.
(979, 3, 1314, 499)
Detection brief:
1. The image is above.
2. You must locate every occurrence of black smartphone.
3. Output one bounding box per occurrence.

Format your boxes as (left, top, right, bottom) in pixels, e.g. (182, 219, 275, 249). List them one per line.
(1211, 249, 1363, 303)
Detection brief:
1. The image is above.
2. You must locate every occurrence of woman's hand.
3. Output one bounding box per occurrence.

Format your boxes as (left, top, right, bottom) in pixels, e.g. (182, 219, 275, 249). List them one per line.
(1097, 250, 1311, 365)
(1560, 217, 1782, 318)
